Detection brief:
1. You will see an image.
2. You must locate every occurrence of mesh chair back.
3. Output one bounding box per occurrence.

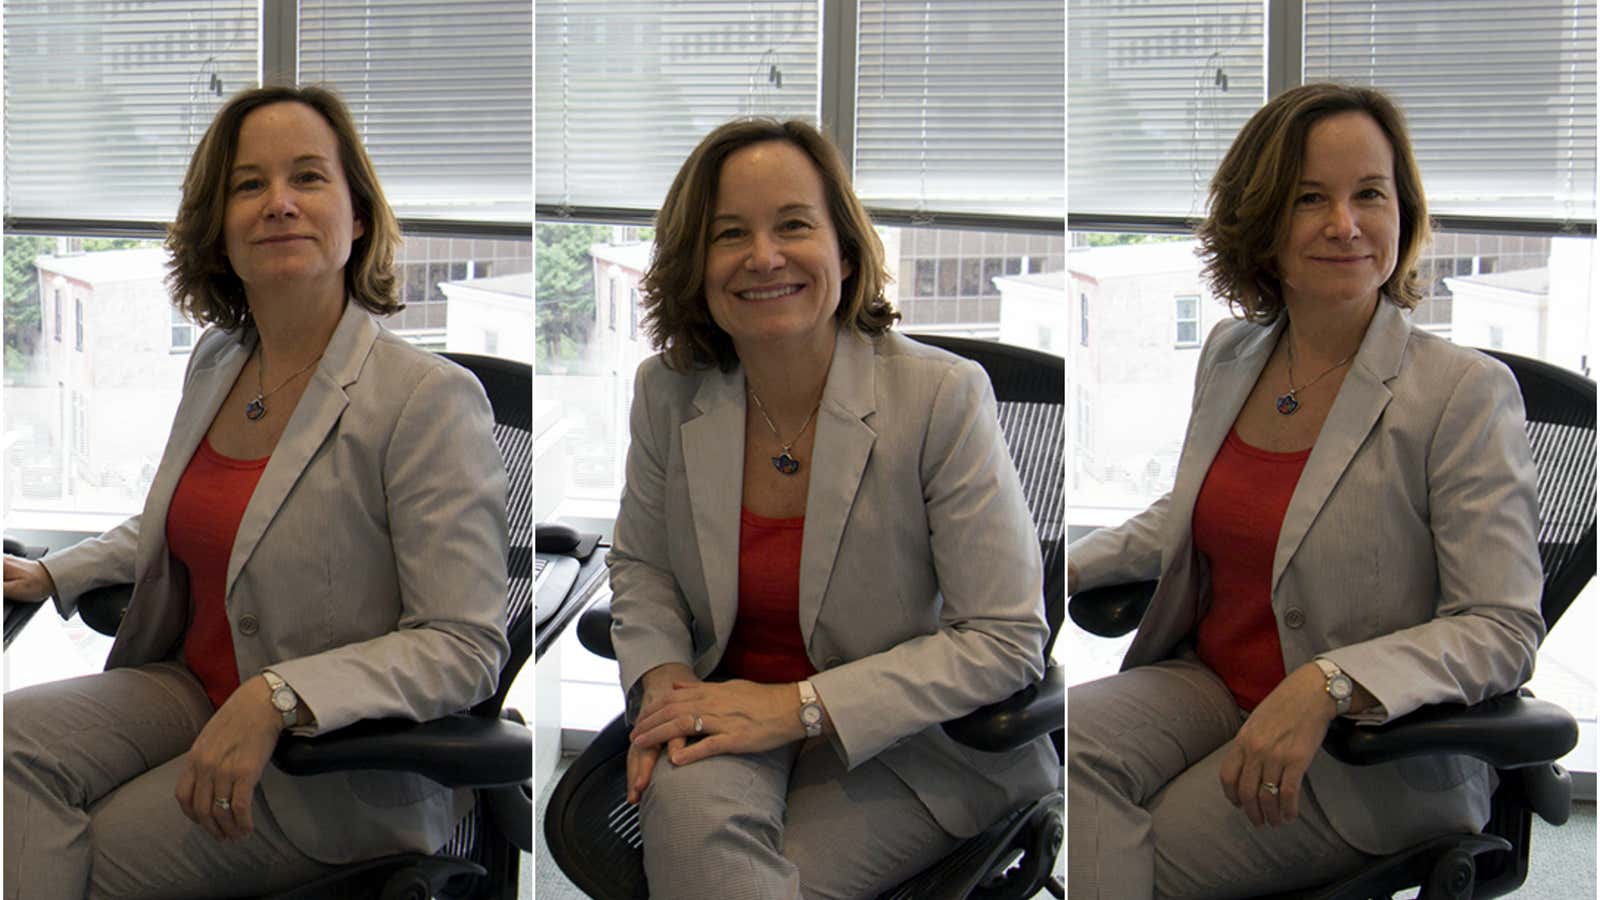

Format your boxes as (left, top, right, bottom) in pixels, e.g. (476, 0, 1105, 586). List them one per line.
(907, 335, 1066, 657)
(442, 353, 534, 718)
(1482, 351, 1597, 630)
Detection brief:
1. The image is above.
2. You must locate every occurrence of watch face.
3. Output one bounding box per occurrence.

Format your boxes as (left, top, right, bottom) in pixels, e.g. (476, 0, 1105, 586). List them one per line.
(801, 706, 823, 726)
(273, 688, 297, 712)
(1329, 674, 1353, 700)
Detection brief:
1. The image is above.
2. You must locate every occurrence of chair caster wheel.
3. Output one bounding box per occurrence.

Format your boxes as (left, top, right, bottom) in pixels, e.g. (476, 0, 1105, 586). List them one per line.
(380, 867, 432, 900)
(1422, 847, 1475, 900)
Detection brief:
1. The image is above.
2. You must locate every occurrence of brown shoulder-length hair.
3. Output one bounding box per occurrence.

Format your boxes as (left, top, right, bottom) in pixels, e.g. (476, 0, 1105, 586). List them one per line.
(1196, 82, 1431, 323)
(166, 84, 402, 330)
(641, 118, 897, 372)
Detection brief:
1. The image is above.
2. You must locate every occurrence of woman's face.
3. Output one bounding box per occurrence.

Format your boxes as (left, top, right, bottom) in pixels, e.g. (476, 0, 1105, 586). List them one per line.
(1273, 111, 1400, 315)
(222, 101, 365, 302)
(701, 140, 853, 358)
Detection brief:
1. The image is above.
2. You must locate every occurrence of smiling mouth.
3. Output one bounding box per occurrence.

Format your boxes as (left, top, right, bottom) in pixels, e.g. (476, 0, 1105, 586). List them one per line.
(737, 284, 803, 301)
(256, 235, 311, 245)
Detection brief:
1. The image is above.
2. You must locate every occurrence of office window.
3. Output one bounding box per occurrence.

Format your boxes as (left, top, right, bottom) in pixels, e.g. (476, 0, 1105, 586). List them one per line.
(1079, 292, 1089, 346)
(1175, 295, 1200, 347)
(74, 298, 83, 351)
(52, 288, 61, 341)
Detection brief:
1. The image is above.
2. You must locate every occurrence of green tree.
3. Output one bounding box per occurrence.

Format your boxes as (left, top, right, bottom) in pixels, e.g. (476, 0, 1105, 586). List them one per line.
(536, 223, 613, 373)
(1082, 232, 1189, 247)
(4, 236, 56, 380)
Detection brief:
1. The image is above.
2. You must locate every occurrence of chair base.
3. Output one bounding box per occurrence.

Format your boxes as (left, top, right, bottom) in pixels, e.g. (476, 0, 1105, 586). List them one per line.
(877, 791, 1064, 900)
(260, 854, 485, 900)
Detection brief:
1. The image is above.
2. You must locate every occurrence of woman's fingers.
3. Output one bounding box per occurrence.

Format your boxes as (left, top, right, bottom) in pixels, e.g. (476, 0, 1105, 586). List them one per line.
(625, 742, 659, 804)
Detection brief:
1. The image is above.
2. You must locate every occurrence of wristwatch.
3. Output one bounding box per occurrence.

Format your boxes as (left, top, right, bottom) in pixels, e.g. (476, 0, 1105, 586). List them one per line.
(262, 670, 300, 729)
(797, 680, 824, 738)
(1314, 658, 1353, 716)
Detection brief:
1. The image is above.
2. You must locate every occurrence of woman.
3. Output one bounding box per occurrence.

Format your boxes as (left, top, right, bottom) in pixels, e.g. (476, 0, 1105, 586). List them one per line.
(608, 118, 1059, 899)
(1066, 83, 1543, 898)
(1, 85, 509, 899)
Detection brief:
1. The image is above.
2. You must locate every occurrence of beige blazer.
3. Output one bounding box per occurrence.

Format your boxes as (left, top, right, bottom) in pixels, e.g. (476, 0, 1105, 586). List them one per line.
(41, 301, 510, 865)
(1070, 299, 1545, 855)
(608, 328, 1059, 838)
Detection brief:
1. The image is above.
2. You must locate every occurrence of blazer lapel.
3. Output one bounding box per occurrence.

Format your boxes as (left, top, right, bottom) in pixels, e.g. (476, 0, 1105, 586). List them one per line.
(1272, 301, 1408, 591)
(225, 303, 376, 597)
(138, 332, 253, 571)
(799, 329, 876, 643)
(681, 365, 747, 653)
(1162, 319, 1282, 557)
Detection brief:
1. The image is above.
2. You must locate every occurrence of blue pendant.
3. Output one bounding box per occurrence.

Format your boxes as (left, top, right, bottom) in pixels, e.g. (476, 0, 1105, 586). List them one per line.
(1275, 392, 1300, 416)
(772, 452, 801, 475)
(245, 397, 267, 420)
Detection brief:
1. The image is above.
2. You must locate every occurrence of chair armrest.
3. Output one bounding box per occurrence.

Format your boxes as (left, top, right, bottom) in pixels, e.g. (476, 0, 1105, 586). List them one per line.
(76, 583, 133, 638)
(273, 714, 531, 788)
(1324, 690, 1578, 770)
(577, 595, 618, 660)
(1067, 580, 1156, 638)
(942, 665, 1064, 753)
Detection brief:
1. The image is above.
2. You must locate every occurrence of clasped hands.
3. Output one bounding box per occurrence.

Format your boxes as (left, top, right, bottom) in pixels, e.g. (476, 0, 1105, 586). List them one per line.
(625, 662, 808, 804)
(1218, 661, 1341, 829)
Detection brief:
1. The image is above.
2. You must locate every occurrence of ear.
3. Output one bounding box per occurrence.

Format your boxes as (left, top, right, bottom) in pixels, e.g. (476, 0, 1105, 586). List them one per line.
(353, 215, 366, 240)
(840, 252, 855, 282)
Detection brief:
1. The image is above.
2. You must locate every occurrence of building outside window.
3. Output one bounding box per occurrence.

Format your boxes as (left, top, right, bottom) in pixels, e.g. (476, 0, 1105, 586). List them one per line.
(1175, 295, 1200, 347)
(1079, 292, 1089, 346)
(74, 298, 84, 351)
(169, 306, 195, 353)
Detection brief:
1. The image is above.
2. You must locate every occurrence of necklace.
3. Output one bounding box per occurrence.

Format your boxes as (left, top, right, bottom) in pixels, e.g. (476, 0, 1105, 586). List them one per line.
(245, 348, 321, 421)
(1275, 336, 1354, 416)
(748, 387, 820, 475)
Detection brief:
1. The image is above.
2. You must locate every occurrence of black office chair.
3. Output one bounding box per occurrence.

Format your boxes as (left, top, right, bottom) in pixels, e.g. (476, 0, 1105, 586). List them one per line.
(1069, 350, 1596, 900)
(543, 333, 1067, 900)
(22, 352, 534, 900)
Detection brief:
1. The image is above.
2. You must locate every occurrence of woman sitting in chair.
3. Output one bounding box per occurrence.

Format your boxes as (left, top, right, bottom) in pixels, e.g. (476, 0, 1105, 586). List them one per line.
(608, 118, 1059, 899)
(1, 85, 508, 899)
(1065, 82, 1544, 898)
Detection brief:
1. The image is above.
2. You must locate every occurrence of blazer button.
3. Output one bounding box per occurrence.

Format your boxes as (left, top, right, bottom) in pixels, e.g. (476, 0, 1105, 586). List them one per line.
(1283, 608, 1306, 630)
(238, 614, 260, 636)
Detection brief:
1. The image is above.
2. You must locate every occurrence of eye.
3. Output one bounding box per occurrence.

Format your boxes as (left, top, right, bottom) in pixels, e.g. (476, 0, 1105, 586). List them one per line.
(1357, 187, 1387, 201)
(230, 176, 263, 193)
(1294, 191, 1323, 206)
(712, 226, 745, 242)
(294, 170, 328, 185)
(779, 218, 814, 233)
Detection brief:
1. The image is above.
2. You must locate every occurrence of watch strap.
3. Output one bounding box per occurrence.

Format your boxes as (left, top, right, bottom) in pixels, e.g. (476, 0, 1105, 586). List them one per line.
(262, 670, 299, 729)
(1313, 658, 1353, 715)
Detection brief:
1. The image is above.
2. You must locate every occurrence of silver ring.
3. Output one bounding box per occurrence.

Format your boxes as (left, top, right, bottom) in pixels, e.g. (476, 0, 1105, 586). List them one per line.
(693, 715, 704, 734)
(213, 797, 233, 810)
(1259, 781, 1280, 796)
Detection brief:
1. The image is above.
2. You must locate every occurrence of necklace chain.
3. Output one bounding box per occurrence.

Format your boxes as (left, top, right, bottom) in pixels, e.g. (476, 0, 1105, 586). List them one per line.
(1275, 334, 1354, 416)
(748, 387, 820, 476)
(245, 348, 321, 421)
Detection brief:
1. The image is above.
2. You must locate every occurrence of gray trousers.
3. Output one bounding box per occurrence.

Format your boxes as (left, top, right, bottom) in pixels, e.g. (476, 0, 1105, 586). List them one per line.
(4, 661, 336, 900)
(639, 736, 960, 900)
(1067, 657, 1374, 900)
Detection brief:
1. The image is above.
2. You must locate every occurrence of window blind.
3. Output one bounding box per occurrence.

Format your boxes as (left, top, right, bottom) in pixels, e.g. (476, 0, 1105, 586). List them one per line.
(855, 0, 1064, 221)
(3, 0, 259, 223)
(299, 0, 532, 225)
(535, 0, 820, 215)
(1304, 0, 1597, 224)
(1067, 0, 1265, 222)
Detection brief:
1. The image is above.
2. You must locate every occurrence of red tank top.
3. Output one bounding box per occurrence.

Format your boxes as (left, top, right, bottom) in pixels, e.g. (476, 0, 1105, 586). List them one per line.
(167, 436, 270, 710)
(1192, 427, 1311, 710)
(719, 507, 817, 684)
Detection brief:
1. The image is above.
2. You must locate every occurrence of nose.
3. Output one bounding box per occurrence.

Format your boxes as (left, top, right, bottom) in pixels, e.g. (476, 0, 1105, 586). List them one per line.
(744, 231, 785, 272)
(263, 180, 298, 219)
(1324, 200, 1358, 241)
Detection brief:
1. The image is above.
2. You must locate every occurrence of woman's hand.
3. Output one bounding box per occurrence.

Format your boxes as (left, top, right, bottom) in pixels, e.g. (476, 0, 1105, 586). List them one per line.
(630, 678, 810, 769)
(626, 662, 698, 804)
(1218, 662, 1337, 828)
(3, 555, 56, 603)
(175, 675, 285, 841)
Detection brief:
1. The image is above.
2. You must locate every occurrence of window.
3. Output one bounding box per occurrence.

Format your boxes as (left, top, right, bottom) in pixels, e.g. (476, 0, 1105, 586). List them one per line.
(170, 307, 195, 354)
(1079, 292, 1089, 346)
(71, 390, 87, 457)
(52, 288, 61, 341)
(629, 288, 640, 339)
(74, 298, 83, 352)
(1175, 295, 1200, 347)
